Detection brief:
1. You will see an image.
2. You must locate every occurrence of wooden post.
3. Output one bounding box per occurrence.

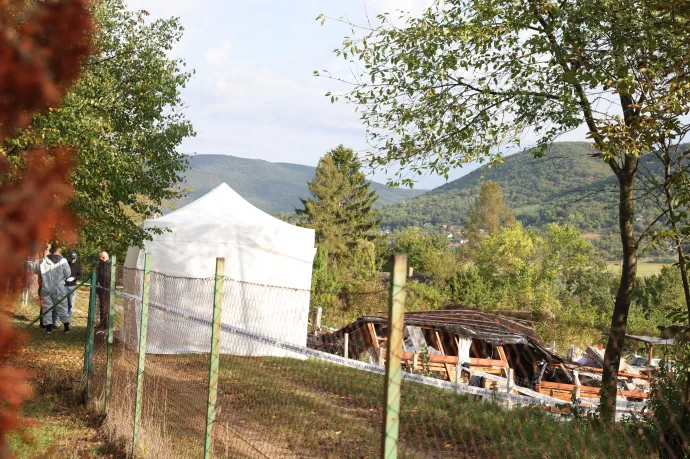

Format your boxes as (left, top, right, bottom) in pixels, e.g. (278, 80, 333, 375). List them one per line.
(573, 385, 581, 401)
(505, 368, 514, 408)
(343, 333, 349, 359)
(204, 258, 224, 459)
(83, 268, 97, 404)
(378, 347, 385, 367)
(455, 361, 461, 384)
(381, 254, 406, 459)
(412, 352, 418, 373)
(648, 344, 654, 365)
(311, 307, 322, 335)
(131, 253, 151, 458)
(105, 254, 116, 414)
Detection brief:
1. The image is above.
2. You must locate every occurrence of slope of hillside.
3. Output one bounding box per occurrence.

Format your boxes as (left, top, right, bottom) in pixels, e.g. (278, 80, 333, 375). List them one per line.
(380, 142, 665, 257)
(179, 154, 426, 213)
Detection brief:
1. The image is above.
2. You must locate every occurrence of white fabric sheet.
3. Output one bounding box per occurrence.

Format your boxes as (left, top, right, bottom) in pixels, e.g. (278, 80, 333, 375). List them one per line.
(122, 183, 316, 357)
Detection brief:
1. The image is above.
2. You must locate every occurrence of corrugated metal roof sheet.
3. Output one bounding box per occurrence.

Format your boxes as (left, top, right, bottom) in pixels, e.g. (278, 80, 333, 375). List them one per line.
(335, 305, 544, 345)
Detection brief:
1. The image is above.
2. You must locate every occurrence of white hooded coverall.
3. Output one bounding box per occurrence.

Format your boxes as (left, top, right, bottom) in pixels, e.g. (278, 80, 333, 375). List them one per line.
(38, 256, 72, 326)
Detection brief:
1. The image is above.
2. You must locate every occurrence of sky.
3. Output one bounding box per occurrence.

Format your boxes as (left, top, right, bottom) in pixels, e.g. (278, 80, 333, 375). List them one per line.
(124, 0, 588, 189)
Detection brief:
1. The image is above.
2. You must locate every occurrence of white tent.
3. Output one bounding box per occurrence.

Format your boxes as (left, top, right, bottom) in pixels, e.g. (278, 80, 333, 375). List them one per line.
(122, 183, 316, 357)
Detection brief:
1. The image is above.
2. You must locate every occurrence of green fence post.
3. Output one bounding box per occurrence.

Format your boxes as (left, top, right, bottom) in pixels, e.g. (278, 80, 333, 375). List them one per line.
(381, 254, 406, 459)
(132, 253, 151, 458)
(83, 267, 98, 404)
(104, 254, 116, 414)
(204, 258, 225, 459)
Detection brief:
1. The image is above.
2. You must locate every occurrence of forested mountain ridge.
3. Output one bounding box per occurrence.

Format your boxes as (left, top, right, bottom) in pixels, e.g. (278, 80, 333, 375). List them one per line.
(178, 154, 427, 213)
(380, 142, 665, 257)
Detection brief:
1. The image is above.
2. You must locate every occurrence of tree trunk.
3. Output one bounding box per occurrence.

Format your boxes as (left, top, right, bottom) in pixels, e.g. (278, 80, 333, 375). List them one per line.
(600, 157, 638, 424)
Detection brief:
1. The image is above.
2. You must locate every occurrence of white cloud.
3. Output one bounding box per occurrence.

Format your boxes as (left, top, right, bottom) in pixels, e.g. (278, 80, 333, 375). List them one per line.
(204, 40, 231, 67)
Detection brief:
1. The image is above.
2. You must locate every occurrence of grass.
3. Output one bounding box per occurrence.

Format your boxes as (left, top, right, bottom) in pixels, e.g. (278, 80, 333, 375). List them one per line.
(10, 294, 659, 458)
(8, 293, 121, 458)
(101, 349, 656, 458)
(607, 261, 667, 278)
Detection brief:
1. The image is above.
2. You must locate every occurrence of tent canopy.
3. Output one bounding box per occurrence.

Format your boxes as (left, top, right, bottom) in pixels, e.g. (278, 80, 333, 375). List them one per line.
(122, 183, 316, 357)
(125, 182, 316, 287)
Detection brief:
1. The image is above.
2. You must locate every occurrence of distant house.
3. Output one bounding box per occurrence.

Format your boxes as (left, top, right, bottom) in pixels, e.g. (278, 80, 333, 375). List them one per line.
(447, 233, 453, 239)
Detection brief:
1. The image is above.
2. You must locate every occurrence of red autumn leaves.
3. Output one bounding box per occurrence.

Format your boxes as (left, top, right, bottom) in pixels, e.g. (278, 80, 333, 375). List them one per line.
(0, 0, 94, 454)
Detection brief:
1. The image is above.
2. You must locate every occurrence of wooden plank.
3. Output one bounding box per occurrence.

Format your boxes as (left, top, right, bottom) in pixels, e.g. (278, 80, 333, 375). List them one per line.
(539, 381, 648, 399)
(434, 330, 454, 381)
(366, 323, 380, 354)
(497, 345, 508, 363)
(399, 351, 508, 367)
(496, 345, 510, 378)
(470, 357, 509, 368)
(578, 367, 649, 380)
(539, 381, 599, 393)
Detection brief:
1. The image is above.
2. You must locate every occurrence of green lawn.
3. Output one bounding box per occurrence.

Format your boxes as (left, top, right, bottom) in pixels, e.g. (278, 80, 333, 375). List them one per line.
(101, 350, 656, 458)
(6, 324, 115, 458)
(607, 261, 667, 278)
(11, 295, 658, 459)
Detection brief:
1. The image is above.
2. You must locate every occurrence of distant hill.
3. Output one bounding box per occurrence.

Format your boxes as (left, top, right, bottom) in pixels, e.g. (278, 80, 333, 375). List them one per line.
(177, 154, 427, 213)
(379, 142, 667, 259)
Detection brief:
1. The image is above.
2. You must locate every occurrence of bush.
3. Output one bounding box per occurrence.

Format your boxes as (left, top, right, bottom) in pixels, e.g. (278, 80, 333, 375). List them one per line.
(646, 345, 690, 458)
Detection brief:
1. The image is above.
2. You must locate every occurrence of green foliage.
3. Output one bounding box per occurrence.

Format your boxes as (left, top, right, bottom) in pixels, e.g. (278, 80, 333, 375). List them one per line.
(457, 223, 621, 346)
(180, 154, 425, 213)
(4, 0, 195, 258)
(475, 223, 536, 280)
(379, 143, 672, 260)
(464, 181, 515, 251)
(299, 146, 386, 325)
(298, 145, 381, 257)
(645, 344, 690, 457)
(387, 227, 459, 278)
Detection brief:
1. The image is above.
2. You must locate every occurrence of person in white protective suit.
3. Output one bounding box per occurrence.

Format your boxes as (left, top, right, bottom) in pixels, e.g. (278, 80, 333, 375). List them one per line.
(37, 244, 72, 333)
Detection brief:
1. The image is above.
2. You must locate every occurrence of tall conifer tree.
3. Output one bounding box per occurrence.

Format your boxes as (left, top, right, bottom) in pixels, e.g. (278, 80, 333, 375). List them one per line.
(298, 145, 380, 258)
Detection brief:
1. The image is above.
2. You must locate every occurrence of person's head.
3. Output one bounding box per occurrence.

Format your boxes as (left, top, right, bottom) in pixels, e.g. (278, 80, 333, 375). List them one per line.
(49, 243, 61, 255)
(99, 251, 109, 262)
(69, 252, 77, 263)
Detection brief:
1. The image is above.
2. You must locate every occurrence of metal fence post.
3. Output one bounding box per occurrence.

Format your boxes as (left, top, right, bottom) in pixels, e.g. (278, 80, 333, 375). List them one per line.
(83, 267, 97, 403)
(104, 254, 116, 414)
(204, 258, 225, 459)
(381, 254, 406, 459)
(132, 253, 151, 458)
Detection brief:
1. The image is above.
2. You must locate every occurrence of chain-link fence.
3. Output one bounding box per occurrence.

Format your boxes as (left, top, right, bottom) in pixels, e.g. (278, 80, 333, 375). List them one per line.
(13, 259, 96, 400)
(15, 254, 690, 458)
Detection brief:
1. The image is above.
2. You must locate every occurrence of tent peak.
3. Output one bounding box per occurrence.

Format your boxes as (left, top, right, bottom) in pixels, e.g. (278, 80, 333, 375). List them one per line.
(147, 182, 305, 230)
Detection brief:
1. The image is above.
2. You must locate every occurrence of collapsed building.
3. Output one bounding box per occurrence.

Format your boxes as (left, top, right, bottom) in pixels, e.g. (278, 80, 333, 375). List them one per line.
(321, 306, 649, 404)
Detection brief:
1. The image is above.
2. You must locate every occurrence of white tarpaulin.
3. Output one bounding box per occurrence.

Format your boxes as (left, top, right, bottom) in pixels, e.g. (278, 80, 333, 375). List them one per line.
(122, 183, 316, 357)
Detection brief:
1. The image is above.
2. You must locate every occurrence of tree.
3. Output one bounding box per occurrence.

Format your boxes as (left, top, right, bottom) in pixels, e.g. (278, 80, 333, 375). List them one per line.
(319, 0, 690, 421)
(3, 0, 195, 257)
(475, 222, 536, 280)
(389, 227, 459, 278)
(464, 181, 514, 251)
(641, 143, 690, 437)
(297, 145, 380, 258)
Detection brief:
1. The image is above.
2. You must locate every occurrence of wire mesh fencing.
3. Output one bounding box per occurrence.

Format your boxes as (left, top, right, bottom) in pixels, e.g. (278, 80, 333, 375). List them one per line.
(13, 258, 97, 401)
(21, 252, 690, 458)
